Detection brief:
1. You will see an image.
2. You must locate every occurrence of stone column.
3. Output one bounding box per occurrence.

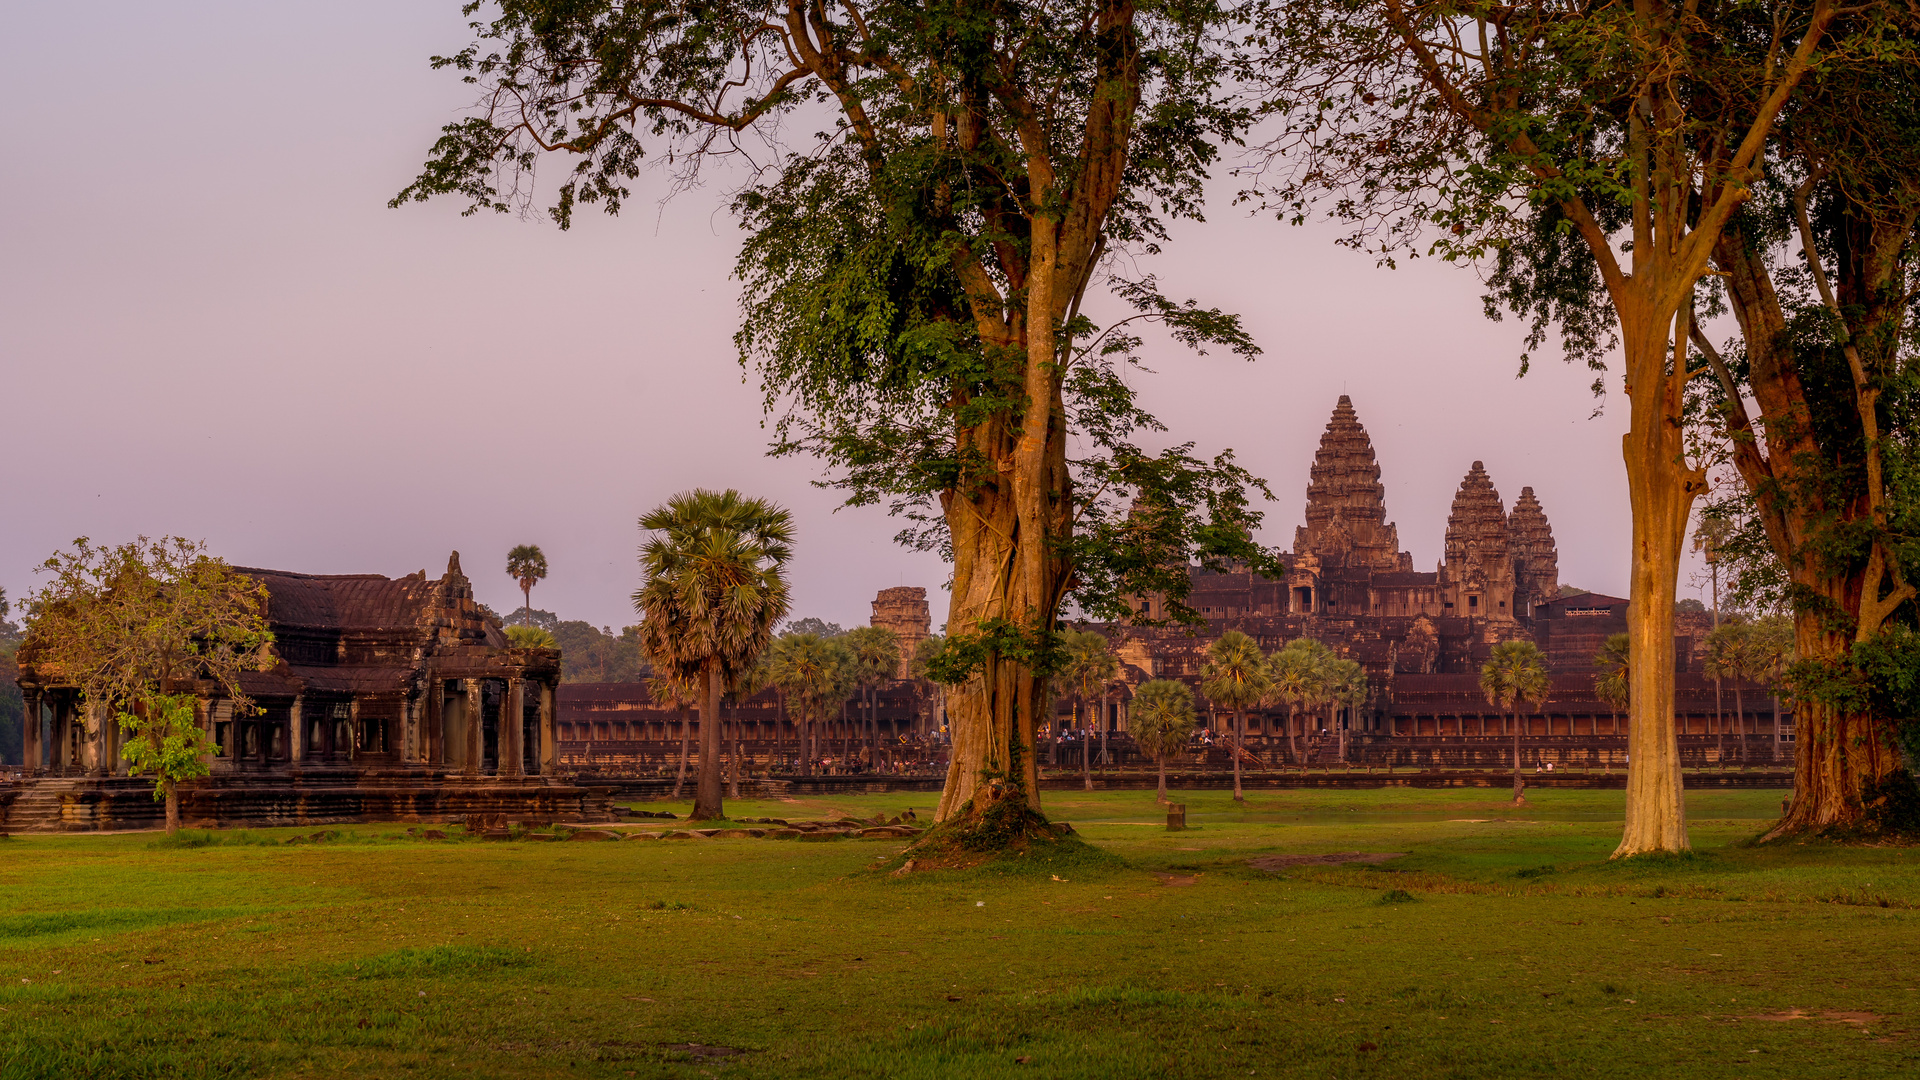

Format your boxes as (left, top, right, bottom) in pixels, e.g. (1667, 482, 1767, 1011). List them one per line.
(501, 678, 525, 777)
(289, 694, 305, 764)
(348, 698, 360, 763)
(464, 679, 482, 777)
(22, 690, 41, 776)
(401, 696, 415, 763)
(538, 681, 556, 776)
(426, 680, 443, 766)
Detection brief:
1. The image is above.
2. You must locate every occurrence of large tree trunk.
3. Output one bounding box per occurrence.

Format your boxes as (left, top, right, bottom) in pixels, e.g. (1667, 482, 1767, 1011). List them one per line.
(671, 704, 690, 799)
(1156, 754, 1167, 803)
(1081, 695, 1093, 791)
(1286, 707, 1298, 765)
(1715, 676, 1725, 768)
(1773, 620, 1902, 834)
(1231, 705, 1244, 802)
(1099, 688, 1110, 767)
(1511, 703, 1523, 802)
(1613, 312, 1702, 856)
(691, 661, 724, 821)
(164, 777, 180, 835)
(1732, 682, 1745, 767)
(727, 697, 741, 800)
(1713, 216, 1913, 836)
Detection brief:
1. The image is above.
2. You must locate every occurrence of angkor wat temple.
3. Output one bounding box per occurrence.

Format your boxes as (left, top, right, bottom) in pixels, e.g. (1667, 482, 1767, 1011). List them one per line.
(1105, 396, 1781, 757)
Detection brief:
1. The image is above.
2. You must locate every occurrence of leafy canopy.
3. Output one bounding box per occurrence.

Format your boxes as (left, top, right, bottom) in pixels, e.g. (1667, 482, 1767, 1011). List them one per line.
(394, 0, 1283, 629)
(21, 536, 275, 798)
(633, 489, 795, 688)
(1130, 678, 1197, 761)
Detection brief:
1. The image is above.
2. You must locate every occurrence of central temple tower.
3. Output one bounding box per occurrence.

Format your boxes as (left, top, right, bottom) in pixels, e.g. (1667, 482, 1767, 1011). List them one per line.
(1294, 396, 1414, 574)
(1437, 461, 1518, 621)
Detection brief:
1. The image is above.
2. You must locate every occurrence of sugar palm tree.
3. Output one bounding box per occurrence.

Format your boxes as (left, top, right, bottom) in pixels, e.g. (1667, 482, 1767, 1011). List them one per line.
(1131, 679, 1197, 804)
(1268, 638, 1333, 765)
(766, 631, 850, 778)
(1593, 633, 1630, 735)
(505, 545, 548, 625)
(728, 654, 777, 798)
(634, 490, 793, 821)
(1201, 630, 1271, 802)
(1325, 656, 1368, 764)
(1482, 639, 1551, 803)
(1750, 616, 1795, 763)
(1061, 629, 1118, 790)
(650, 669, 700, 800)
(504, 625, 557, 649)
(1705, 619, 1772, 766)
(844, 626, 902, 771)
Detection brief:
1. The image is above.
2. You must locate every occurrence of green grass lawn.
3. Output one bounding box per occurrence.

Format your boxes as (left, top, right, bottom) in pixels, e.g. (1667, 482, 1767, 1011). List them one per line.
(2, 788, 1916, 1079)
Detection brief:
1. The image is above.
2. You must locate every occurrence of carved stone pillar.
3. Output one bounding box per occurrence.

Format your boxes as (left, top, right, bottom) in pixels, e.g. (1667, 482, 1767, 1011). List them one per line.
(348, 698, 360, 763)
(289, 694, 305, 764)
(464, 679, 482, 777)
(538, 681, 556, 776)
(500, 678, 525, 777)
(426, 681, 443, 766)
(22, 690, 41, 776)
(401, 695, 416, 763)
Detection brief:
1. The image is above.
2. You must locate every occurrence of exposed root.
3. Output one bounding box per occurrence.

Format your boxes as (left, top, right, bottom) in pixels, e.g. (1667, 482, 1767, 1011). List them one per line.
(891, 779, 1087, 872)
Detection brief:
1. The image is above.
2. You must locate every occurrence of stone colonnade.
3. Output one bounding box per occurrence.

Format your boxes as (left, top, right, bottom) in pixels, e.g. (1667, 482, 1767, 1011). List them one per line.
(14, 676, 558, 780)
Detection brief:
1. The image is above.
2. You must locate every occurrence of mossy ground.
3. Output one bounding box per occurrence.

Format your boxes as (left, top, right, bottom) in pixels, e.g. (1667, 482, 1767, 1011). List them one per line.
(2, 787, 1916, 1078)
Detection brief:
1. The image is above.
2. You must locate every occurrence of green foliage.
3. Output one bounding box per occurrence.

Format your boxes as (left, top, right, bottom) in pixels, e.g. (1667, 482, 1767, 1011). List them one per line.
(1481, 640, 1549, 714)
(1593, 633, 1631, 712)
(396, 0, 1284, 645)
(0, 638, 21, 767)
(1200, 630, 1271, 712)
(843, 626, 902, 690)
(1129, 680, 1197, 762)
(1058, 629, 1120, 707)
(504, 625, 558, 649)
(22, 536, 275, 714)
(633, 489, 795, 690)
(505, 545, 547, 582)
(926, 618, 1068, 685)
(764, 632, 858, 727)
(784, 618, 844, 639)
(117, 692, 219, 801)
(1267, 637, 1334, 714)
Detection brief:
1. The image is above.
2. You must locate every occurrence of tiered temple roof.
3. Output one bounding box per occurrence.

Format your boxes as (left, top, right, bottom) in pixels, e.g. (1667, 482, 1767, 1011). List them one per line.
(1294, 395, 1412, 573)
(1508, 486, 1560, 618)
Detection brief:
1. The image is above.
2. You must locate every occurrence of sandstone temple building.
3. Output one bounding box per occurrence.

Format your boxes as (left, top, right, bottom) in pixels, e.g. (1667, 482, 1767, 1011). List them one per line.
(6, 554, 612, 830)
(1109, 396, 1771, 755)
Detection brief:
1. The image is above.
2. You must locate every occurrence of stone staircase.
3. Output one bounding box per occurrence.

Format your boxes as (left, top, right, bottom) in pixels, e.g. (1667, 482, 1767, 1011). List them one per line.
(2, 778, 89, 833)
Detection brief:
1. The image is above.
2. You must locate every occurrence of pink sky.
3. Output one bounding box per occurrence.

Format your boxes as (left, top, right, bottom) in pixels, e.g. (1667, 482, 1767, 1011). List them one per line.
(2, 2, 1715, 632)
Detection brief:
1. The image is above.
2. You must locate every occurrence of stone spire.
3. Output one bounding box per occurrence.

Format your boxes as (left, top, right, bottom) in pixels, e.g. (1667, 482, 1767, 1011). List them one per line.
(1508, 486, 1559, 618)
(1438, 461, 1517, 620)
(870, 587, 933, 677)
(1294, 396, 1411, 572)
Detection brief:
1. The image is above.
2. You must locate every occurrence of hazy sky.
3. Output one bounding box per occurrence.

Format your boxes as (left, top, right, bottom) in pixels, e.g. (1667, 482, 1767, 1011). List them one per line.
(1, 2, 1713, 632)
